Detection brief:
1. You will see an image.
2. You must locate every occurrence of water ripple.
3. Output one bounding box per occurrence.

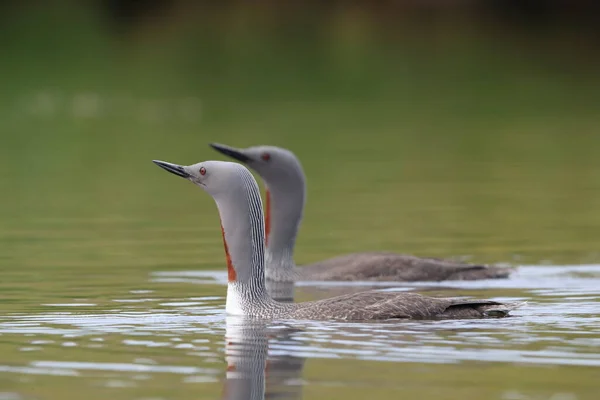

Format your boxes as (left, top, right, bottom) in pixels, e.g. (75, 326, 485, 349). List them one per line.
(0, 264, 598, 399)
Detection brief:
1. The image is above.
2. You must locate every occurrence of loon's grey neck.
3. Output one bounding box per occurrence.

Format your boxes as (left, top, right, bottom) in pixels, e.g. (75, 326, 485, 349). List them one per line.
(213, 169, 273, 314)
(264, 178, 306, 281)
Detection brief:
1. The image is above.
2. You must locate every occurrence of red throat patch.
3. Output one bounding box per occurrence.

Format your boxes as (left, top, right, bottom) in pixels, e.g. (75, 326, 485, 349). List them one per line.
(265, 190, 271, 247)
(220, 222, 236, 282)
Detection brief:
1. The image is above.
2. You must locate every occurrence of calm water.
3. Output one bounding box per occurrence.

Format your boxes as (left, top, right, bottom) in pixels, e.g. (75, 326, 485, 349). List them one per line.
(1, 37, 600, 399)
(0, 265, 599, 400)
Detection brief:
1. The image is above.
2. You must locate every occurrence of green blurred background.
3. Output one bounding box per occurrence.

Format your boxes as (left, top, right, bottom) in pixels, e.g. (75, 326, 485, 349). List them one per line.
(1, 0, 600, 296)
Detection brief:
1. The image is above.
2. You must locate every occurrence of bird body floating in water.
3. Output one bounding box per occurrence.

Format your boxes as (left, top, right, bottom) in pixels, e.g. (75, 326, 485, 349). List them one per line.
(153, 159, 523, 321)
(209, 143, 512, 283)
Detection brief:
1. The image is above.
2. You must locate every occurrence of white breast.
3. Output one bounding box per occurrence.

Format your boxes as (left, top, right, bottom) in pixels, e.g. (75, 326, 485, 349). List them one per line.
(226, 284, 246, 315)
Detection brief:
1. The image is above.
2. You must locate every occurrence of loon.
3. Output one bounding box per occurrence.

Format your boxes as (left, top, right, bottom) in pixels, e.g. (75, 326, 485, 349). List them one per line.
(152, 159, 523, 321)
(209, 143, 512, 283)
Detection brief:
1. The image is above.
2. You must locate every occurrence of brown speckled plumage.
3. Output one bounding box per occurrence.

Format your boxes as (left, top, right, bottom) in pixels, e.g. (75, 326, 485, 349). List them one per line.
(280, 291, 520, 320)
(298, 252, 511, 282)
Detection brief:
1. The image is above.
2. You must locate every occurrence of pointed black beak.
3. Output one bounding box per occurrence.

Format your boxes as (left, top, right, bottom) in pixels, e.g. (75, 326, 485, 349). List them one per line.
(153, 160, 191, 179)
(210, 143, 251, 163)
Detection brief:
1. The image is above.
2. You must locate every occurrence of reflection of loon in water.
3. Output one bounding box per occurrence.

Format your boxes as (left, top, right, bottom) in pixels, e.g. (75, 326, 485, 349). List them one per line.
(222, 313, 306, 400)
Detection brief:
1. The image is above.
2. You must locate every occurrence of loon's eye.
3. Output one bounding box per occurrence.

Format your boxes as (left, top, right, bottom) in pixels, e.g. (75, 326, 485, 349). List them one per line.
(261, 153, 271, 162)
(199, 167, 206, 176)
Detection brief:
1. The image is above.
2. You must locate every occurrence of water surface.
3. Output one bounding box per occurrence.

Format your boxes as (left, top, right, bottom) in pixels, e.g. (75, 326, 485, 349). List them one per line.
(1, 21, 600, 399)
(0, 264, 598, 400)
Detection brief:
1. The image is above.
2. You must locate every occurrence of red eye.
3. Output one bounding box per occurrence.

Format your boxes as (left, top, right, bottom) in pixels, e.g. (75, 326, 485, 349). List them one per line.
(261, 153, 271, 161)
(199, 167, 206, 176)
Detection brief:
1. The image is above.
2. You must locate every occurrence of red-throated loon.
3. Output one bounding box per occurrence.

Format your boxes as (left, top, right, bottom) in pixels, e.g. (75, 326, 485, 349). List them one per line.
(153, 159, 522, 320)
(209, 143, 512, 283)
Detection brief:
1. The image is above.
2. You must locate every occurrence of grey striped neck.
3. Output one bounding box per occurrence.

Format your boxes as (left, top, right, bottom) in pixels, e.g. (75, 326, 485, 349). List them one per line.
(213, 165, 274, 315)
(264, 174, 306, 282)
